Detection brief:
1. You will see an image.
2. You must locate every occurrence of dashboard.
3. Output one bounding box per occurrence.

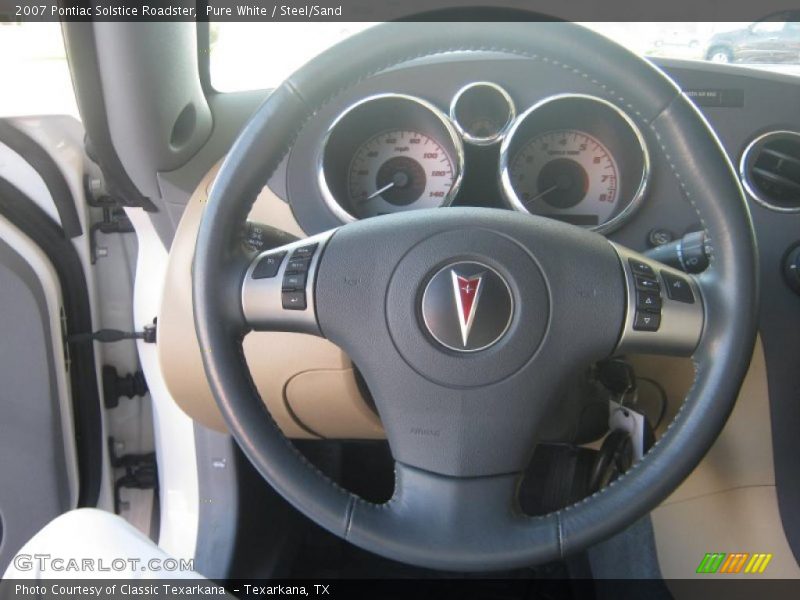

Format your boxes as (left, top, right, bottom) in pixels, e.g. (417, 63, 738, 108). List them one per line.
(162, 48, 800, 568)
(278, 53, 713, 252)
(272, 51, 800, 568)
(265, 57, 800, 539)
(249, 52, 800, 446)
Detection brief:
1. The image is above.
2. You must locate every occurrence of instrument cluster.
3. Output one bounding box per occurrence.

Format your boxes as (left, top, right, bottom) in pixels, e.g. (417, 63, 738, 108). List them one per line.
(318, 85, 650, 233)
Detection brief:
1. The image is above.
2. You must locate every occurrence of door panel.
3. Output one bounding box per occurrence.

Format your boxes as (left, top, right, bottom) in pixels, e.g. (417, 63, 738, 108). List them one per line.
(0, 118, 107, 573)
(0, 225, 76, 574)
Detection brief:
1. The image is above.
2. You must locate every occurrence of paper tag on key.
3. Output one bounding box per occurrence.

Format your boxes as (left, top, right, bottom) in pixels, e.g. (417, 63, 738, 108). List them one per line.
(609, 400, 647, 462)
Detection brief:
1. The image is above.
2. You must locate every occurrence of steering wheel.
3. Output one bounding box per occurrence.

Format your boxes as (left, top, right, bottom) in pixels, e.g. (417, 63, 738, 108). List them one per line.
(193, 22, 758, 571)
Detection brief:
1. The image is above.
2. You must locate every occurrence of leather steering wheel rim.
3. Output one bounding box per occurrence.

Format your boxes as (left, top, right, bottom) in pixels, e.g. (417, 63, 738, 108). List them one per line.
(193, 22, 758, 571)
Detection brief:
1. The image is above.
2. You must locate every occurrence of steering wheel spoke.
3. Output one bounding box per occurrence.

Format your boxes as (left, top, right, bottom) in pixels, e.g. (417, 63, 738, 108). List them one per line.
(611, 242, 705, 357)
(240, 230, 335, 335)
(347, 462, 559, 570)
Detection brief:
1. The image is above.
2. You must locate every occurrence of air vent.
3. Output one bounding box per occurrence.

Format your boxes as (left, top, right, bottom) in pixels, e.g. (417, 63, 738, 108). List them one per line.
(740, 131, 800, 212)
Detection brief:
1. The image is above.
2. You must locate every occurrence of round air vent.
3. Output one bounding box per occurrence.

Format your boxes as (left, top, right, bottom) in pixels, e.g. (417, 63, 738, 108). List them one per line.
(740, 130, 800, 213)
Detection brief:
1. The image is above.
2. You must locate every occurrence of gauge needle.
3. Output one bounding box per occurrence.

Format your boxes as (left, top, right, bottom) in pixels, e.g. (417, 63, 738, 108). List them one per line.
(524, 184, 558, 205)
(361, 182, 395, 203)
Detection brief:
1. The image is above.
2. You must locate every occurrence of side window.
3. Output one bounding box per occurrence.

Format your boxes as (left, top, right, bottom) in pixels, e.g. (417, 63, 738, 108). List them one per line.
(0, 23, 79, 119)
(751, 22, 784, 34)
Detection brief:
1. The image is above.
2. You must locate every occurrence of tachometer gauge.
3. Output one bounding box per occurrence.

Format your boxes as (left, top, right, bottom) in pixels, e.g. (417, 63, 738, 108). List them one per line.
(347, 130, 455, 218)
(500, 94, 650, 233)
(508, 130, 619, 227)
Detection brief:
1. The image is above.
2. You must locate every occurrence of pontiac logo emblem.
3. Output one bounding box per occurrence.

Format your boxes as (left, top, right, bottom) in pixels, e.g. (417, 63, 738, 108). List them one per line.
(421, 261, 513, 352)
(452, 272, 484, 347)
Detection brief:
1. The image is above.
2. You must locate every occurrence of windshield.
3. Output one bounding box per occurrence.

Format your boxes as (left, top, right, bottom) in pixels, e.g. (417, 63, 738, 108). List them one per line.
(0, 23, 79, 118)
(210, 22, 800, 92)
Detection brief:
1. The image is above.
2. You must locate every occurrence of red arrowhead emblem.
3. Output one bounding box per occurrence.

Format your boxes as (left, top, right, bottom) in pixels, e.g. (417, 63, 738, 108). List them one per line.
(451, 271, 485, 347)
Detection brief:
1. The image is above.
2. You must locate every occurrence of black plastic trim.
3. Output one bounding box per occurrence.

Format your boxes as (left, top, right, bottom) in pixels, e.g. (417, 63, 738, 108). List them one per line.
(192, 427, 238, 579)
(760, 254, 800, 566)
(196, 14, 214, 96)
(61, 23, 157, 212)
(0, 176, 103, 507)
(0, 119, 83, 239)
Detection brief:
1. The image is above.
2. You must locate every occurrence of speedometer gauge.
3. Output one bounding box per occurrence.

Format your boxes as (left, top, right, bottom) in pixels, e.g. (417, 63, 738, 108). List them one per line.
(319, 93, 464, 222)
(508, 130, 619, 227)
(347, 130, 455, 218)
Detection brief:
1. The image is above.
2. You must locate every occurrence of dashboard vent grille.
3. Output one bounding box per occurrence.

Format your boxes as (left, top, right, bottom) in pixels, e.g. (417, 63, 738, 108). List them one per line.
(741, 131, 800, 212)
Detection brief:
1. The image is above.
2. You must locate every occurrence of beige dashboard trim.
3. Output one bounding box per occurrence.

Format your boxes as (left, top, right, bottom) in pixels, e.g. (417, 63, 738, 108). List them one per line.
(634, 339, 800, 578)
(285, 368, 384, 439)
(157, 163, 385, 439)
(632, 338, 774, 505)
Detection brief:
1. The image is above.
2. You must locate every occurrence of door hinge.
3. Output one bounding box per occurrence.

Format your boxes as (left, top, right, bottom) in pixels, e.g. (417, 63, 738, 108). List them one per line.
(109, 437, 157, 514)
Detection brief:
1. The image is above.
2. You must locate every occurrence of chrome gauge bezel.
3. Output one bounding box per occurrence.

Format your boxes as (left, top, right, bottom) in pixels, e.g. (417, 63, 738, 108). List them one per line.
(499, 93, 651, 234)
(449, 82, 516, 146)
(318, 93, 465, 223)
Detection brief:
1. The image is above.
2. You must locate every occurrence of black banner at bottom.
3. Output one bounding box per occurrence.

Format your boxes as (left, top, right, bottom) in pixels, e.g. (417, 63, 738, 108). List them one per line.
(2, 579, 800, 600)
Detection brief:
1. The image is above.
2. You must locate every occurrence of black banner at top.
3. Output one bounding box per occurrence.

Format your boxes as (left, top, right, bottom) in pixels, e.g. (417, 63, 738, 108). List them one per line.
(1, 0, 799, 22)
